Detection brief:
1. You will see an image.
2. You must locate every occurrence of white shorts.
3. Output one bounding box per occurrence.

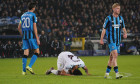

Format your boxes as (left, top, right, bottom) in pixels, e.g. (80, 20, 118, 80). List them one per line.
(57, 57, 64, 71)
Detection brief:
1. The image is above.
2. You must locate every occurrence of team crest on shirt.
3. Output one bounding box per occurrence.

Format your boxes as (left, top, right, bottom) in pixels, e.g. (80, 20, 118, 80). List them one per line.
(36, 17, 37, 22)
(120, 20, 122, 23)
(112, 46, 114, 49)
(118, 46, 120, 50)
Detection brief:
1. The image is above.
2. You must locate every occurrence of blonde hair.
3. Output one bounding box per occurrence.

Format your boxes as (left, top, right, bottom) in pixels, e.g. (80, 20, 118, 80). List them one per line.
(112, 3, 120, 8)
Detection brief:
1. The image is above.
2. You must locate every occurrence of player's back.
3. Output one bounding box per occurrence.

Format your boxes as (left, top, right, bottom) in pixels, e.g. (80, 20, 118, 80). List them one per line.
(58, 51, 84, 66)
(58, 51, 74, 60)
(58, 51, 74, 64)
(21, 12, 37, 40)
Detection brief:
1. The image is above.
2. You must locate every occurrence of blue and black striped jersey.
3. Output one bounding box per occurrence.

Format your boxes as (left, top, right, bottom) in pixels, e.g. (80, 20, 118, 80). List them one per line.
(103, 15, 125, 45)
(20, 12, 37, 39)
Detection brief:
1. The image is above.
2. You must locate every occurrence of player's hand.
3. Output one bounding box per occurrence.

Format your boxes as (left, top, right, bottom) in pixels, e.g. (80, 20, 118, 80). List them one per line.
(37, 39, 40, 45)
(123, 33, 127, 39)
(87, 73, 91, 75)
(100, 39, 104, 45)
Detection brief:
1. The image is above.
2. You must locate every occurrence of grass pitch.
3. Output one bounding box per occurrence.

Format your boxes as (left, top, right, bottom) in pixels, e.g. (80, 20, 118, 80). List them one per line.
(0, 55, 140, 84)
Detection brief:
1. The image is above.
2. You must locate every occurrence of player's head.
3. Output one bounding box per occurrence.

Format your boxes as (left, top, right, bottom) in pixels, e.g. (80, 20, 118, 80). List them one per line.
(28, 2, 36, 11)
(41, 30, 45, 35)
(73, 69, 82, 75)
(112, 3, 120, 15)
(71, 65, 82, 75)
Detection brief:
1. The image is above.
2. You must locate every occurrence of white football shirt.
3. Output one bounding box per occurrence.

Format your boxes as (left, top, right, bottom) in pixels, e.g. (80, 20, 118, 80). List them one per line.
(57, 51, 85, 73)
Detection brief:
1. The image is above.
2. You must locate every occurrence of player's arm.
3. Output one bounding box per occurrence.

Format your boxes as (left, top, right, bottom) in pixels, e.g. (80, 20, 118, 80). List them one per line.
(60, 69, 72, 76)
(33, 23, 39, 39)
(122, 17, 127, 39)
(100, 28, 106, 45)
(100, 17, 108, 45)
(122, 28, 127, 39)
(82, 66, 90, 75)
(18, 21, 22, 35)
(33, 15, 40, 45)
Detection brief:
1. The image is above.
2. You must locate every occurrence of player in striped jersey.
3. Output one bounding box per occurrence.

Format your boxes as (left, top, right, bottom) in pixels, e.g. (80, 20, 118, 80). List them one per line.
(18, 2, 40, 75)
(100, 3, 127, 79)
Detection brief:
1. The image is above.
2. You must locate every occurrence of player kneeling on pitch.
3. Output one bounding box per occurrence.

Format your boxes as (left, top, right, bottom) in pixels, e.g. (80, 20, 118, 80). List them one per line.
(46, 51, 90, 76)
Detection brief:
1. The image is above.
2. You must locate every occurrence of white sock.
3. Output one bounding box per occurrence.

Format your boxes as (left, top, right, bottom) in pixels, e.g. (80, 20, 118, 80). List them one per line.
(106, 73, 109, 75)
(116, 72, 119, 75)
(51, 70, 58, 75)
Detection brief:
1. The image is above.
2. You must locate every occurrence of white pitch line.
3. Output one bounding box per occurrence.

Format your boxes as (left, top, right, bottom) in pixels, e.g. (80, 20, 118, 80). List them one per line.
(92, 72, 132, 78)
(120, 72, 132, 78)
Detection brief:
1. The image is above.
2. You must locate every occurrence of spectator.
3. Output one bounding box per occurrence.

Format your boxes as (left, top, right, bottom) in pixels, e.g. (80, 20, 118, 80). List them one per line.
(46, 25, 51, 34)
(51, 39, 60, 56)
(0, 41, 4, 58)
(126, 36, 140, 55)
(133, 36, 140, 54)
(0, 0, 139, 36)
(39, 30, 48, 57)
(57, 31, 64, 41)
(89, 30, 95, 37)
(6, 41, 14, 58)
(15, 41, 23, 57)
(94, 30, 100, 38)
(64, 32, 72, 51)
(0, 0, 140, 58)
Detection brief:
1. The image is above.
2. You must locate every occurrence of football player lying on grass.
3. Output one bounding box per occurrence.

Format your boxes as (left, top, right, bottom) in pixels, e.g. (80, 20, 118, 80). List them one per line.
(46, 51, 90, 76)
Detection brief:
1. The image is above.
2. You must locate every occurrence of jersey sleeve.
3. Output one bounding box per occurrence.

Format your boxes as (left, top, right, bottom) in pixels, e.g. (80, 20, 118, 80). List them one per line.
(77, 59, 85, 68)
(33, 14, 37, 23)
(78, 63, 85, 68)
(19, 20, 21, 24)
(122, 17, 125, 28)
(103, 16, 109, 29)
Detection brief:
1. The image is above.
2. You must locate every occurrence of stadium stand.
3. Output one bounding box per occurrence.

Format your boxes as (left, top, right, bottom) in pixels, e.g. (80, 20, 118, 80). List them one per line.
(0, 0, 139, 58)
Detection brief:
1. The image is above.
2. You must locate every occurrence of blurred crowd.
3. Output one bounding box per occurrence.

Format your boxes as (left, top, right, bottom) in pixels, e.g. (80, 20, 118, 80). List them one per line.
(0, 0, 140, 57)
(0, 0, 139, 38)
(0, 38, 63, 58)
(0, 40, 23, 58)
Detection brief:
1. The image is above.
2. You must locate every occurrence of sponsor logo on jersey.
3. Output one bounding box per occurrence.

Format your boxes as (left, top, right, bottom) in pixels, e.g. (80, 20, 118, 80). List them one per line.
(120, 20, 122, 23)
(112, 46, 114, 49)
(112, 24, 120, 28)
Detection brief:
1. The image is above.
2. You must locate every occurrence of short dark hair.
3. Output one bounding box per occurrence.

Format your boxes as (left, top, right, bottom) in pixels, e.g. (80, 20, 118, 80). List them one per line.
(28, 2, 36, 10)
(73, 69, 82, 75)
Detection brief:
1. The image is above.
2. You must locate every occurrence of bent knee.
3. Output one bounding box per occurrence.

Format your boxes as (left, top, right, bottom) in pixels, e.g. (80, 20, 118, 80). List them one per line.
(111, 50, 118, 58)
(109, 55, 113, 60)
(24, 49, 29, 56)
(34, 48, 40, 54)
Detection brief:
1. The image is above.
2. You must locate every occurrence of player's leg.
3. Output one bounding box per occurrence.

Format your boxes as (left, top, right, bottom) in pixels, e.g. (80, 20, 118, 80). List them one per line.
(113, 45, 123, 79)
(22, 40, 30, 75)
(28, 48, 39, 68)
(104, 53, 113, 78)
(46, 55, 63, 75)
(111, 50, 118, 67)
(26, 39, 39, 74)
(104, 43, 117, 78)
(111, 50, 119, 74)
(106, 53, 113, 72)
(46, 59, 62, 75)
(108, 54, 113, 65)
(52, 57, 63, 75)
(46, 67, 59, 75)
(22, 49, 29, 75)
(111, 48, 123, 79)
